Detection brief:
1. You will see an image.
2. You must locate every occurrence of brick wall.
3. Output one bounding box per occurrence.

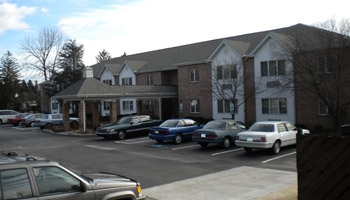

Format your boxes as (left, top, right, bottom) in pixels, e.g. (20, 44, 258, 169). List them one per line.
(243, 57, 257, 125)
(178, 63, 212, 119)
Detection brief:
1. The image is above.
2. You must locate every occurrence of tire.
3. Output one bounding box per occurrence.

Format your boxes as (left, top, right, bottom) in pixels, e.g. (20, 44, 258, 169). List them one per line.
(244, 147, 252, 153)
(200, 143, 208, 149)
(221, 137, 232, 149)
(30, 122, 34, 127)
(271, 141, 281, 154)
(0, 119, 2, 124)
(156, 140, 164, 143)
(174, 134, 183, 144)
(117, 130, 126, 140)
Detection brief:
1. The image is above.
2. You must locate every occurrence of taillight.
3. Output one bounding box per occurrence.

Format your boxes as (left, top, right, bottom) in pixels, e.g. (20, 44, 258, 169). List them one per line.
(261, 137, 266, 142)
(164, 131, 169, 135)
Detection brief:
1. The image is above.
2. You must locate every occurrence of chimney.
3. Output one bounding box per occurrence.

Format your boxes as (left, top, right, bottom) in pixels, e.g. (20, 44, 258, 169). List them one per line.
(83, 66, 93, 78)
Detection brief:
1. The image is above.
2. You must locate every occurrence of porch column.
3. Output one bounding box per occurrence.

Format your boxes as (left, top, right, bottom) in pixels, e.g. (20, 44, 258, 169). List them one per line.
(110, 100, 117, 123)
(158, 96, 162, 120)
(92, 101, 100, 128)
(79, 100, 86, 133)
(62, 101, 70, 131)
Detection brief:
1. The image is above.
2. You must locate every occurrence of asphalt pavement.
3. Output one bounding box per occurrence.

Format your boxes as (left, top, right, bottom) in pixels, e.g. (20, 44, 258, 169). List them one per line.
(143, 166, 297, 200)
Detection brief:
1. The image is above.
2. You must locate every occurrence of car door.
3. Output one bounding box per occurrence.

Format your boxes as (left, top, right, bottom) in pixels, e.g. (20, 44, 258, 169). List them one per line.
(285, 122, 298, 145)
(0, 168, 38, 200)
(277, 123, 289, 145)
(33, 166, 95, 200)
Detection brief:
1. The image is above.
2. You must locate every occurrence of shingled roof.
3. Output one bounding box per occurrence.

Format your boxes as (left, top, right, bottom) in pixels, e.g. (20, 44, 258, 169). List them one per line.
(91, 23, 346, 75)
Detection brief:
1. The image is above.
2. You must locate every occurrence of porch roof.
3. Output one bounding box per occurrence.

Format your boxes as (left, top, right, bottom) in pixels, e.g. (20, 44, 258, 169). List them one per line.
(53, 77, 178, 101)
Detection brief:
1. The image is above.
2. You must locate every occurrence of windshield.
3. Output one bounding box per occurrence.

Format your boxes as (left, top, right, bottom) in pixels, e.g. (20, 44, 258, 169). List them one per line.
(249, 124, 275, 132)
(115, 117, 132, 125)
(203, 121, 226, 130)
(160, 120, 179, 127)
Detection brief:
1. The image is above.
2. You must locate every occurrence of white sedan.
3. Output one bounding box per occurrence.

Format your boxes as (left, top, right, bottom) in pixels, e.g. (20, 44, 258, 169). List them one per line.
(235, 121, 309, 154)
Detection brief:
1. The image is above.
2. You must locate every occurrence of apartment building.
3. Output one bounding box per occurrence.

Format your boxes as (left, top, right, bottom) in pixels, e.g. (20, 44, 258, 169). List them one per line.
(54, 23, 350, 132)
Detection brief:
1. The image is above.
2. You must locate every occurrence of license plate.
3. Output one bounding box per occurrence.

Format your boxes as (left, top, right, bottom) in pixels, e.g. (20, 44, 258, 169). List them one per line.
(201, 134, 206, 138)
(247, 137, 253, 142)
(154, 130, 159, 134)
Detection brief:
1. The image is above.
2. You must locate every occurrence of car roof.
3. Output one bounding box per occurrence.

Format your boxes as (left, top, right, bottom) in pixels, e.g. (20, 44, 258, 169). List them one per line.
(253, 121, 291, 125)
(0, 152, 49, 165)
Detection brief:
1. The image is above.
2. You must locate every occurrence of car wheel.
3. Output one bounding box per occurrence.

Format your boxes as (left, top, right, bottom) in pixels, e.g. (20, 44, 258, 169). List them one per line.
(156, 140, 164, 143)
(174, 134, 183, 144)
(117, 131, 126, 140)
(244, 147, 252, 153)
(30, 122, 34, 127)
(221, 137, 232, 149)
(200, 143, 208, 149)
(271, 141, 281, 154)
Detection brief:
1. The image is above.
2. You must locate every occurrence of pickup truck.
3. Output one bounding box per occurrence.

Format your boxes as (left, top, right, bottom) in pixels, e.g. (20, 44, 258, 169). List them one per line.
(33, 113, 79, 130)
(96, 115, 163, 140)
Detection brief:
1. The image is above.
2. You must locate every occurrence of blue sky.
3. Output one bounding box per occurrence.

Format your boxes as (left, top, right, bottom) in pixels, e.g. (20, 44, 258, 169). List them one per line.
(0, 0, 349, 81)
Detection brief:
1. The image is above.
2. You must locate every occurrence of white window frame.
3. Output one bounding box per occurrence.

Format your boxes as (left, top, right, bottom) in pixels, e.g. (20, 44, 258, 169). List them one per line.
(261, 60, 286, 76)
(262, 98, 287, 114)
(190, 99, 200, 113)
(189, 68, 199, 82)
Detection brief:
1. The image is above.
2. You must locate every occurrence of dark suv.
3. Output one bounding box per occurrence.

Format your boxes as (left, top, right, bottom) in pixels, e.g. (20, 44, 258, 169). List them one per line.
(0, 152, 145, 200)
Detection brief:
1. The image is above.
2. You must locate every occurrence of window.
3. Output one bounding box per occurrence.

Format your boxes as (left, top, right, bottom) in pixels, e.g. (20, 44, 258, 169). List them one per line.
(146, 75, 153, 85)
(52, 102, 59, 110)
(217, 99, 237, 113)
(318, 56, 332, 74)
(33, 166, 81, 196)
(103, 79, 112, 85)
(319, 100, 328, 115)
(261, 60, 286, 76)
(262, 98, 287, 114)
(122, 77, 132, 85)
(103, 101, 110, 110)
(190, 99, 200, 113)
(189, 69, 199, 82)
(277, 123, 287, 132)
(122, 101, 134, 111)
(217, 65, 237, 80)
(1, 168, 33, 199)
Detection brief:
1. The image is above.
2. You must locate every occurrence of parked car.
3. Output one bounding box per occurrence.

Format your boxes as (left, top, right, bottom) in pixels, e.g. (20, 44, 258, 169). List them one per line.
(235, 121, 310, 154)
(10, 113, 31, 126)
(149, 118, 204, 144)
(19, 113, 46, 127)
(33, 113, 79, 130)
(0, 110, 19, 124)
(0, 152, 145, 200)
(96, 115, 163, 140)
(192, 120, 249, 149)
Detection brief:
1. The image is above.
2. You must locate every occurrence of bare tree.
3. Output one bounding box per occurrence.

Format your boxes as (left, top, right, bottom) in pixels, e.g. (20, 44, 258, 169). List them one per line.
(293, 18, 350, 133)
(96, 49, 112, 63)
(21, 26, 66, 82)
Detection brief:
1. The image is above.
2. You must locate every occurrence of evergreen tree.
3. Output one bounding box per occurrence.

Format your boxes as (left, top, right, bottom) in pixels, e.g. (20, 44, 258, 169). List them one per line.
(0, 51, 21, 109)
(96, 49, 112, 63)
(50, 39, 85, 96)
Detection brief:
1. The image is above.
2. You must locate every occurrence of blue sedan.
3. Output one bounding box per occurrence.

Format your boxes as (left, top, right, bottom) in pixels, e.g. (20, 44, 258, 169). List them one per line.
(149, 118, 204, 144)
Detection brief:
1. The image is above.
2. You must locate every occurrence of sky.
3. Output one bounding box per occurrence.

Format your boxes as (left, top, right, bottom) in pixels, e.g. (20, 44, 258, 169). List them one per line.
(0, 0, 349, 82)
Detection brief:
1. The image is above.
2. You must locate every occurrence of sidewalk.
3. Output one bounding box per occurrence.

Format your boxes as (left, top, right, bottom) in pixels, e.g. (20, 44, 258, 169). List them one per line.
(143, 166, 297, 200)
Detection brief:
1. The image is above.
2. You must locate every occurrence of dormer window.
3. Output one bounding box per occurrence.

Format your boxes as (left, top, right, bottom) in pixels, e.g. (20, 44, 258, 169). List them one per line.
(122, 77, 132, 85)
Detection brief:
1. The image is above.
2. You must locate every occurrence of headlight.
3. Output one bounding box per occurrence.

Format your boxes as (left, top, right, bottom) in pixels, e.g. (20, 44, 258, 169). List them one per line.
(110, 129, 115, 132)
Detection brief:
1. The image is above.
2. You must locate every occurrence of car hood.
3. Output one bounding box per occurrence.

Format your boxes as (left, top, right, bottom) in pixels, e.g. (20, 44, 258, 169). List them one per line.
(97, 124, 127, 130)
(84, 173, 136, 189)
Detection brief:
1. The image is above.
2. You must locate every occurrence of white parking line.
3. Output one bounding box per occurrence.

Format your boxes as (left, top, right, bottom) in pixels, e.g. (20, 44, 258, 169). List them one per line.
(211, 148, 244, 156)
(85, 145, 115, 151)
(115, 140, 153, 144)
(172, 145, 199, 150)
(261, 151, 296, 163)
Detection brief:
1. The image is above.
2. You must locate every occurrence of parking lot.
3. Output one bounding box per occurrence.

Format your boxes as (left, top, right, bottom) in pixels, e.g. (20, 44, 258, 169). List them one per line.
(0, 124, 298, 199)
